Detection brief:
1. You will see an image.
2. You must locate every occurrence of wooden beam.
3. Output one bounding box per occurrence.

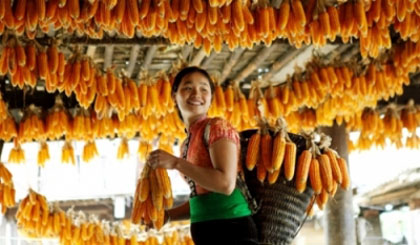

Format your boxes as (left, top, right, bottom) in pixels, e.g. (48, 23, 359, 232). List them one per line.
(126, 45, 141, 78)
(325, 44, 352, 61)
(86, 45, 96, 58)
(260, 47, 306, 86)
(341, 44, 360, 63)
(181, 45, 194, 61)
(190, 48, 207, 66)
(104, 45, 114, 70)
(233, 44, 279, 84)
(34, 36, 171, 46)
(270, 0, 283, 8)
(47, 25, 55, 37)
(367, 187, 418, 206)
(219, 48, 244, 83)
(271, 44, 339, 83)
(143, 45, 158, 70)
(32, 35, 351, 47)
(201, 51, 217, 69)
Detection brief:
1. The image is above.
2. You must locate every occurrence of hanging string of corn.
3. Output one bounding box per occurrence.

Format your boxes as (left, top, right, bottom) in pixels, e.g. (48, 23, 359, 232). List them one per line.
(0, 162, 16, 214)
(346, 100, 420, 151)
(244, 118, 351, 212)
(1, 39, 420, 163)
(8, 138, 25, 163)
(132, 164, 173, 231)
(1, 0, 420, 56)
(16, 189, 192, 245)
(0, 39, 181, 122)
(37, 141, 50, 167)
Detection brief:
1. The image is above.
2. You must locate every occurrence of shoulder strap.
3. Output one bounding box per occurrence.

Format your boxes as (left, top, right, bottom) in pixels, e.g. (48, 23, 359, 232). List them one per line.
(203, 120, 260, 214)
(203, 119, 212, 148)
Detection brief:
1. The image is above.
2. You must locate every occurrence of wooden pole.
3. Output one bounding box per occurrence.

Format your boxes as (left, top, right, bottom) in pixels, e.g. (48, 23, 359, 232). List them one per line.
(126, 45, 141, 78)
(322, 123, 357, 245)
(219, 48, 244, 84)
(86, 46, 97, 58)
(190, 48, 207, 66)
(201, 51, 217, 69)
(143, 45, 158, 71)
(104, 45, 114, 70)
(233, 44, 279, 84)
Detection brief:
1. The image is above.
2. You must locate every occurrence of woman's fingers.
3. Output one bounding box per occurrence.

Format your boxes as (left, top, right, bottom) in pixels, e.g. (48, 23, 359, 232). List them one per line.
(148, 150, 163, 168)
(147, 149, 178, 169)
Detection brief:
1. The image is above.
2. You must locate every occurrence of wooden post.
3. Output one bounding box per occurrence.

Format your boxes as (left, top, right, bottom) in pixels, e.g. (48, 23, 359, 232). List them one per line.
(322, 123, 357, 245)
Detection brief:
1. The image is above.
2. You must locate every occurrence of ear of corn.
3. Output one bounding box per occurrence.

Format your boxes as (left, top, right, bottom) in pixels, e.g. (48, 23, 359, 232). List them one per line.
(318, 154, 333, 193)
(326, 149, 343, 184)
(268, 169, 280, 184)
(272, 133, 286, 171)
(256, 161, 267, 183)
(309, 158, 322, 194)
(283, 142, 297, 181)
(260, 132, 273, 172)
(338, 157, 351, 190)
(245, 131, 261, 171)
(295, 150, 312, 193)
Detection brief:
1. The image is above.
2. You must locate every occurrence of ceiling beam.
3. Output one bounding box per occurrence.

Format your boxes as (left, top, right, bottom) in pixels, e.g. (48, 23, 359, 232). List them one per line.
(341, 44, 361, 63)
(201, 51, 217, 69)
(33, 34, 353, 47)
(270, 0, 283, 8)
(233, 44, 279, 84)
(143, 45, 158, 71)
(190, 48, 207, 66)
(260, 47, 307, 86)
(219, 48, 244, 84)
(126, 45, 141, 78)
(270, 44, 339, 83)
(181, 45, 194, 61)
(35, 36, 171, 46)
(104, 45, 114, 70)
(86, 45, 96, 58)
(365, 187, 418, 206)
(325, 44, 352, 61)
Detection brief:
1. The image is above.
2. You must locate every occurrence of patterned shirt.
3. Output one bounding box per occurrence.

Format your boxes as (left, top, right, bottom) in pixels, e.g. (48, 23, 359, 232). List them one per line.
(180, 115, 240, 196)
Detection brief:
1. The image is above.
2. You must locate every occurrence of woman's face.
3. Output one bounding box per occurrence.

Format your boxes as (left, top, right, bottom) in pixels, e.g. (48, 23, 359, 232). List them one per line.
(174, 72, 212, 119)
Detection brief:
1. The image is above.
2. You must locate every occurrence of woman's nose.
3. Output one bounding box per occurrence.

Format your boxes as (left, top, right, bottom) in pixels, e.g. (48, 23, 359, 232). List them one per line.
(190, 87, 200, 95)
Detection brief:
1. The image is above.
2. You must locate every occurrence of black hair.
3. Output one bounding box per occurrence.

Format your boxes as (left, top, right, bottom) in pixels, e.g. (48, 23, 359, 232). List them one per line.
(171, 66, 215, 97)
(171, 66, 215, 121)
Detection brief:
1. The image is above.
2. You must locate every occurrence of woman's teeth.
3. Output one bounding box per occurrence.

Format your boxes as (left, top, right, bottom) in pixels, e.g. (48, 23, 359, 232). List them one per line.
(187, 100, 203, 105)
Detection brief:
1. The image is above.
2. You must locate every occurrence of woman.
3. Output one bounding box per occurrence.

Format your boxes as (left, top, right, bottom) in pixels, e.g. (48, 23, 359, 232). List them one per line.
(147, 66, 258, 244)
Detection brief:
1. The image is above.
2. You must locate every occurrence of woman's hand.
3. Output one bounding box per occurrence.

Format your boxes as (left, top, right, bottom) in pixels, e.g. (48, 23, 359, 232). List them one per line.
(147, 149, 179, 170)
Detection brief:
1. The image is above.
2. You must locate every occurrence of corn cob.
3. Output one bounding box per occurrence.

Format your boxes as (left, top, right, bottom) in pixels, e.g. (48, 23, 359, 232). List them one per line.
(309, 158, 322, 194)
(245, 131, 261, 171)
(260, 131, 273, 172)
(337, 157, 350, 190)
(283, 142, 297, 181)
(325, 149, 342, 184)
(295, 150, 312, 193)
(318, 154, 333, 193)
(272, 132, 286, 171)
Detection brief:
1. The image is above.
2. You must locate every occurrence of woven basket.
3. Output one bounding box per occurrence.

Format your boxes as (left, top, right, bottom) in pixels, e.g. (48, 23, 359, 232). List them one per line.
(240, 130, 314, 245)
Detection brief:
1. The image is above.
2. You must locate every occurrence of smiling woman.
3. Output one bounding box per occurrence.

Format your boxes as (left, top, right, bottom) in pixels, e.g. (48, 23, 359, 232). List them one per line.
(147, 66, 258, 245)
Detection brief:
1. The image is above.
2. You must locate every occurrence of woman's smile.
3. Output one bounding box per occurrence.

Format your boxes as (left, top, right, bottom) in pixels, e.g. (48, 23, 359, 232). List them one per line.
(187, 98, 205, 106)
